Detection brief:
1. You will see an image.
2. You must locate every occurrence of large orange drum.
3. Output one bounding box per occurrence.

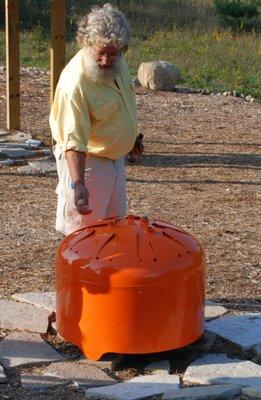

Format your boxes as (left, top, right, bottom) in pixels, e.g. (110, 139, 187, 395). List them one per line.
(56, 215, 206, 360)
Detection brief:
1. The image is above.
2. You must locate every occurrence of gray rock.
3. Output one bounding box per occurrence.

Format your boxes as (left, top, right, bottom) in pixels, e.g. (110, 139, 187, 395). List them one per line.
(79, 354, 124, 372)
(26, 138, 43, 148)
(85, 373, 180, 399)
(0, 146, 36, 159)
(242, 385, 261, 398)
(0, 332, 64, 368)
(0, 130, 8, 136)
(250, 98, 256, 103)
(41, 148, 52, 156)
(12, 292, 56, 312)
(10, 131, 33, 142)
(0, 159, 15, 166)
(0, 299, 50, 333)
(18, 159, 57, 174)
(205, 300, 227, 320)
(205, 313, 261, 350)
(233, 90, 239, 97)
(0, 364, 7, 383)
(21, 373, 67, 391)
(163, 384, 242, 399)
(45, 360, 116, 389)
(183, 353, 261, 389)
(138, 61, 180, 91)
(144, 360, 170, 374)
(246, 95, 252, 101)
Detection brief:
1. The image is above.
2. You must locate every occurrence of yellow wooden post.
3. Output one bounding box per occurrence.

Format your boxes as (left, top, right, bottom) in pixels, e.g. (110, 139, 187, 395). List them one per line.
(50, 0, 66, 106)
(5, 0, 20, 130)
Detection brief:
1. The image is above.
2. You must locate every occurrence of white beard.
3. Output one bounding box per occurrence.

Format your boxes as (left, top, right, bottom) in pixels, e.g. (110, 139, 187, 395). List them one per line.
(83, 47, 120, 84)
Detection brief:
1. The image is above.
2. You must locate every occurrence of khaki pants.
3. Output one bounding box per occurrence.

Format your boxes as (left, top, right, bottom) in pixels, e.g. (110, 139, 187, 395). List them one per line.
(54, 145, 126, 236)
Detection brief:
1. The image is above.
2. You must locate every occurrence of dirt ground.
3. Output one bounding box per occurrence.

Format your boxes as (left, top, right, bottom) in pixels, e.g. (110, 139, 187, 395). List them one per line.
(0, 70, 260, 399)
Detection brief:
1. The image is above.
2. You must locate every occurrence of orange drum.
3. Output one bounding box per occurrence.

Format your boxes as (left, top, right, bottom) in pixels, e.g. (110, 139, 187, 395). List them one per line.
(55, 215, 206, 360)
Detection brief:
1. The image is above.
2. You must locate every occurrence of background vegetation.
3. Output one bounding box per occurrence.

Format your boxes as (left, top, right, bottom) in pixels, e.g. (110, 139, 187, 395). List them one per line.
(0, 0, 260, 99)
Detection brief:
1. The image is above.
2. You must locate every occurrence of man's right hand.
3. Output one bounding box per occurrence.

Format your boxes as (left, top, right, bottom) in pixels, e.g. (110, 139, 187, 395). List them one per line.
(73, 182, 92, 215)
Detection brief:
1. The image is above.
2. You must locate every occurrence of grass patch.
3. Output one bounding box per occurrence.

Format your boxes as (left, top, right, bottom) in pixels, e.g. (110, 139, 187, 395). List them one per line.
(0, 26, 260, 100)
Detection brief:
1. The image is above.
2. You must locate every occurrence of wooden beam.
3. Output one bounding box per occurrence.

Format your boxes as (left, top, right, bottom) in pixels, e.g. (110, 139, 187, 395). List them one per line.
(5, 0, 20, 130)
(50, 0, 66, 106)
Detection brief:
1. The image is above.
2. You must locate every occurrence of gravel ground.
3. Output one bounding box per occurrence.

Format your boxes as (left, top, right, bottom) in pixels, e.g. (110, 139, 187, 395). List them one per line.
(0, 70, 260, 399)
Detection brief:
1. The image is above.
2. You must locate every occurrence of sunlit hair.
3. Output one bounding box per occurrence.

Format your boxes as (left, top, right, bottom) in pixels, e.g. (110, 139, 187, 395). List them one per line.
(77, 3, 131, 49)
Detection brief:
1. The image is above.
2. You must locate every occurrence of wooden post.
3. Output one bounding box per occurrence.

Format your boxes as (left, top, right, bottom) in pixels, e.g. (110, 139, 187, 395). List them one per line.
(50, 0, 66, 106)
(5, 0, 20, 130)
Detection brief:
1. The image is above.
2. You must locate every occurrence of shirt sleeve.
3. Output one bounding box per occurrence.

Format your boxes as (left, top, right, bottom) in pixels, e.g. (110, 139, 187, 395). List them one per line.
(49, 84, 90, 153)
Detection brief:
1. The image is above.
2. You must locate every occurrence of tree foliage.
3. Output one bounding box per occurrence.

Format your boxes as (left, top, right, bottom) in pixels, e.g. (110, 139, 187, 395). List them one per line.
(214, 0, 260, 30)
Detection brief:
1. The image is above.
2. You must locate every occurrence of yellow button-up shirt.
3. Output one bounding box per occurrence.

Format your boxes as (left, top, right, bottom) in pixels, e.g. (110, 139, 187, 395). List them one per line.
(49, 49, 138, 160)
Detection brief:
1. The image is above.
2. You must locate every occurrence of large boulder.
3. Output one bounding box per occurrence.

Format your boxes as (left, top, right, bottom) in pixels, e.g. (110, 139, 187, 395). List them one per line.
(138, 61, 180, 91)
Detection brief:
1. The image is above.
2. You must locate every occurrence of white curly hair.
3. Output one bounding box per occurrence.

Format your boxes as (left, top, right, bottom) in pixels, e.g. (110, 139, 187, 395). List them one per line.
(76, 3, 132, 49)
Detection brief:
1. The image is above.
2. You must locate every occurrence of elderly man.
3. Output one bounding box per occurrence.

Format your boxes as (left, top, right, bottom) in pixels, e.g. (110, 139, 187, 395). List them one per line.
(50, 4, 141, 236)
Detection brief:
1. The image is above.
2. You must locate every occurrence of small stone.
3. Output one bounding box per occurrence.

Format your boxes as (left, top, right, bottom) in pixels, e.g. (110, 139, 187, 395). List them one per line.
(183, 353, 261, 388)
(144, 360, 170, 374)
(0, 66, 6, 74)
(42, 148, 52, 156)
(163, 384, 242, 399)
(85, 373, 180, 399)
(201, 89, 209, 95)
(138, 61, 180, 91)
(11, 131, 33, 142)
(0, 299, 50, 333)
(205, 300, 227, 320)
(205, 313, 261, 350)
(216, 93, 222, 96)
(246, 95, 252, 101)
(233, 90, 239, 97)
(0, 130, 8, 136)
(45, 360, 116, 389)
(26, 138, 42, 148)
(12, 292, 56, 312)
(250, 98, 256, 103)
(0, 364, 7, 383)
(21, 373, 67, 391)
(242, 385, 261, 398)
(223, 92, 229, 96)
(239, 93, 245, 98)
(0, 332, 64, 368)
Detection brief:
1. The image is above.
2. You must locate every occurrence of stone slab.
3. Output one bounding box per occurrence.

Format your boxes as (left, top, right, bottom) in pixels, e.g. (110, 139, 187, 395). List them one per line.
(45, 360, 116, 389)
(0, 364, 7, 383)
(205, 313, 261, 349)
(79, 354, 124, 372)
(0, 146, 36, 159)
(205, 300, 227, 320)
(18, 160, 57, 174)
(12, 292, 56, 312)
(242, 385, 261, 398)
(163, 384, 242, 399)
(0, 332, 64, 368)
(144, 360, 170, 374)
(0, 299, 49, 333)
(0, 159, 15, 166)
(183, 353, 261, 389)
(85, 373, 180, 399)
(21, 373, 67, 391)
(0, 130, 8, 136)
(26, 138, 42, 148)
(21, 374, 68, 392)
(10, 131, 32, 142)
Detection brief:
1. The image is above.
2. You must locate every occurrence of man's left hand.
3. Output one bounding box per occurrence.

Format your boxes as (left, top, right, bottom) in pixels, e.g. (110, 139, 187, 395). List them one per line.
(127, 133, 144, 164)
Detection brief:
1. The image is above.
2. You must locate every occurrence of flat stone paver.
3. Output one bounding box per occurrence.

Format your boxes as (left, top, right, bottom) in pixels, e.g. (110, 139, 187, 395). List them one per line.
(0, 364, 7, 383)
(21, 373, 67, 391)
(162, 384, 242, 399)
(242, 385, 261, 398)
(144, 360, 170, 374)
(205, 313, 261, 350)
(45, 360, 116, 388)
(205, 300, 227, 320)
(26, 138, 42, 147)
(183, 353, 261, 389)
(0, 159, 15, 166)
(85, 373, 180, 400)
(79, 354, 124, 372)
(0, 146, 36, 159)
(0, 299, 50, 333)
(0, 332, 64, 368)
(12, 292, 56, 312)
(18, 160, 57, 174)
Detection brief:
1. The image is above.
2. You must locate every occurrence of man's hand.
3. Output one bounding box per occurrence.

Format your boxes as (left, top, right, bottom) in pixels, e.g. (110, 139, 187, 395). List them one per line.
(73, 182, 92, 215)
(127, 133, 144, 164)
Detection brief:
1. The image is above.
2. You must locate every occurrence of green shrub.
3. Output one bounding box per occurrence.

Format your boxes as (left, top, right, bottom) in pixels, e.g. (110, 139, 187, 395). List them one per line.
(214, 0, 260, 30)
